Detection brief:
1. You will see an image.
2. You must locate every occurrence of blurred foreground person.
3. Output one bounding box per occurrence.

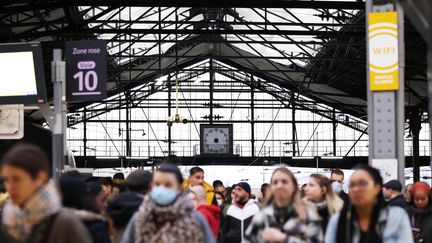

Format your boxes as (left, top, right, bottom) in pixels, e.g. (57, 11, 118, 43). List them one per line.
(304, 174, 343, 232)
(325, 165, 413, 243)
(121, 163, 215, 243)
(245, 167, 323, 243)
(0, 143, 91, 243)
(407, 181, 432, 243)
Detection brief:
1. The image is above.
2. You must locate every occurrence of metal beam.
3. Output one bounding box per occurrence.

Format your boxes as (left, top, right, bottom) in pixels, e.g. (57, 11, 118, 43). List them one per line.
(0, 1, 365, 13)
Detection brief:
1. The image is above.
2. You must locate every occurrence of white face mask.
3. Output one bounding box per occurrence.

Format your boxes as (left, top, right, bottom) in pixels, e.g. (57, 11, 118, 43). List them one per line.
(216, 199, 223, 206)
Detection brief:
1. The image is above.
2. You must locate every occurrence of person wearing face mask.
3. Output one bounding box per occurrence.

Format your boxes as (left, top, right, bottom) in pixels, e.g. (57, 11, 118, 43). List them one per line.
(220, 182, 260, 243)
(330, 169, 349, 205)
(190, 185, 221, 240)
(325, 165, 413, 243)
(245, 167, 323, 243)
(406, 181, 432, 243)
(304, 174, 343, 232)
(121, 163, 215, 243)
(0, 143, 92, 243)
(214, 191, 226, 207)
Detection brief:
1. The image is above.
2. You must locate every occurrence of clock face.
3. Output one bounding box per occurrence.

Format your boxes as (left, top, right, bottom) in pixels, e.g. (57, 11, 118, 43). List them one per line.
(200, 125, 233, 155)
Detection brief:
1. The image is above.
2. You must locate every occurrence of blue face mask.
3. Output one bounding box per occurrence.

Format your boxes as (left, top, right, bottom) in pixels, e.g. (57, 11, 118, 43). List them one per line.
(331, 181, 342, 193)
(150, 186, 178, 206)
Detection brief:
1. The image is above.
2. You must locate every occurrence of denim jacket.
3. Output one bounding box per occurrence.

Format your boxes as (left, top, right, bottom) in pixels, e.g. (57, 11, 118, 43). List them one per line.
(325, 206, 413, 243)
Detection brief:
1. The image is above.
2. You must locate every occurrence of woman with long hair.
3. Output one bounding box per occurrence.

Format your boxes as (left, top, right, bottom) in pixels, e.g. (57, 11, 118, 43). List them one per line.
(245, 167, 323, 243)
(325, 164, 413, 243)
(304, 174, 343, 232)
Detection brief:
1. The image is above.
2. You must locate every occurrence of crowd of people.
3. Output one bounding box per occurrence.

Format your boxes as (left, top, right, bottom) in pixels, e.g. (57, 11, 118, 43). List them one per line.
(0, 143, 431, 243)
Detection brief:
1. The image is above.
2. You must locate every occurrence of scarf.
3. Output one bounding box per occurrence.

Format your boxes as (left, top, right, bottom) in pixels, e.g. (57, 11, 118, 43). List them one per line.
(2, 180, 61, 242)
(134, 192, 204, 243)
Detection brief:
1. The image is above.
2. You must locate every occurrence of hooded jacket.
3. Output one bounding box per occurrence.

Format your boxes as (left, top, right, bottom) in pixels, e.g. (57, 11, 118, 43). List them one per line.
(183, 180, 215, 205)
(197, 204, 221, 239)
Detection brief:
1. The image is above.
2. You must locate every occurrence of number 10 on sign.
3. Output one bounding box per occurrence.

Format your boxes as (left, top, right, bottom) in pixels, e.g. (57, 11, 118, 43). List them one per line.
(73, 70, 99, 95)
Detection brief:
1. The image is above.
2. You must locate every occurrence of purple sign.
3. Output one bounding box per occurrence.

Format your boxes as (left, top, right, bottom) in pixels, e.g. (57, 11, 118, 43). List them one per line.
(66, 40, 107, 101)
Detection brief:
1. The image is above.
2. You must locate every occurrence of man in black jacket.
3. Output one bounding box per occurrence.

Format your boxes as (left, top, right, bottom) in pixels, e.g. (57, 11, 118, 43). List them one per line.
(383, 179, 406, 208)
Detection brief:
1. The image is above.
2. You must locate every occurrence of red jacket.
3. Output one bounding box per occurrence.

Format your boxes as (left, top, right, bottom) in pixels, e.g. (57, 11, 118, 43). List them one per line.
(197, 204, 221, 239)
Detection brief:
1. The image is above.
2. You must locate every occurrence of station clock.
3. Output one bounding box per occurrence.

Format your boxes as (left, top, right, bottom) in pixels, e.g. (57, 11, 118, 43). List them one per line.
(200, 124, 233, 155)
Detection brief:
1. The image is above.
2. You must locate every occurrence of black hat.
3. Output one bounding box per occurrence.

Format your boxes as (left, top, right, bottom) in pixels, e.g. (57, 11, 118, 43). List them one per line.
(126, 169, 153, 193)
(383, 180, 402, 192)
(234, 182, 251, 195)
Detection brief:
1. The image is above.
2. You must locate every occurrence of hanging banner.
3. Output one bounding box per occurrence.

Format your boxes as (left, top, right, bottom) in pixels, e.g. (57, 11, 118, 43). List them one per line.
(368, 12, 399, 91)
(66, 40, 107, 101)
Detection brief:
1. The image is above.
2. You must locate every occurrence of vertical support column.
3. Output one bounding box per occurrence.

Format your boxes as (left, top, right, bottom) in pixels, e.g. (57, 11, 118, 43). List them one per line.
(409, 107, 421, 182)
(209, 57, 214, 124)
(251, 76, 255, 157)
(428, 48, 432, 177)
(332, 108, 337, 156)
(51, 49, 65, 179)
(291, 92, 296, 156)
(83, 107, 87, 158)
(366, 0, 405, 183)
(126, 92, 131, 157)
(168, 74, 172, 155)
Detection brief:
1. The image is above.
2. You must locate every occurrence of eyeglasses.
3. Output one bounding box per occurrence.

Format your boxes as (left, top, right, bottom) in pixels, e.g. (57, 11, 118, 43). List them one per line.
(348, 180, 373, 190)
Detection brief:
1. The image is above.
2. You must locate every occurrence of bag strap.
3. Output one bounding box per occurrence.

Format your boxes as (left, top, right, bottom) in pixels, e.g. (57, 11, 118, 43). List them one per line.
(40, 212, 59, 243)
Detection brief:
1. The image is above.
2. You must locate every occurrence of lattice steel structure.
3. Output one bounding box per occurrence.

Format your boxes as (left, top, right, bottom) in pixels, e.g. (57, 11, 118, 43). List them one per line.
(0, 0, 429, 168)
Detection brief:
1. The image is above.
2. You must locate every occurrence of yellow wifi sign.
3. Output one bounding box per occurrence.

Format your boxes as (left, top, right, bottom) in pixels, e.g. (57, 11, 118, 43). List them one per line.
(368, 12, 399, 91)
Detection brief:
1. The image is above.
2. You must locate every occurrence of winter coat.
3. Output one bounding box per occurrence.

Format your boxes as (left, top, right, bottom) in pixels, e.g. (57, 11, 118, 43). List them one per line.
(121, 211, 215, 243)
(387, 194, 406, 208)
(0, 209, 92, 243)
(107, 191, 144, 243)
(183, 180, 215, 205)
(244, 202, 323, 243)
(65, 208, 111, 243)
(407, 205, 432, 243)
(197, 204, 221, 239)
(220, 199, 260, 243)
(325, 206, 413, 243)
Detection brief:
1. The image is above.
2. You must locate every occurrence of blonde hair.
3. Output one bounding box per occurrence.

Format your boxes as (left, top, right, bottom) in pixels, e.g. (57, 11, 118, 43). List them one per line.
(309, 174, 343, 215)
(266, 167, 307, 222)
